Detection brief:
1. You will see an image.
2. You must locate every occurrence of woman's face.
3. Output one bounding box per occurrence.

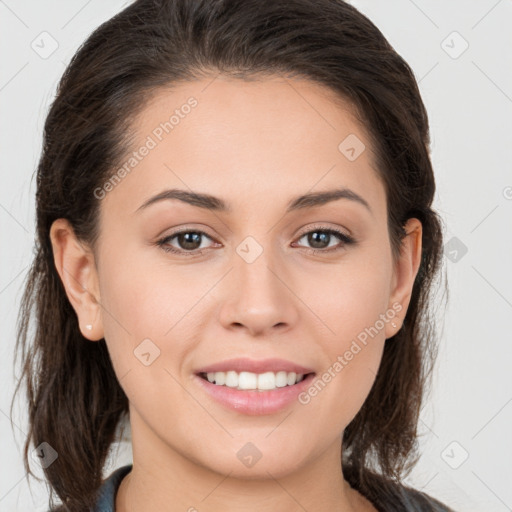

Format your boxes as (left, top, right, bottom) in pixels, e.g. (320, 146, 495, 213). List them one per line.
(54, 75, 421, 480)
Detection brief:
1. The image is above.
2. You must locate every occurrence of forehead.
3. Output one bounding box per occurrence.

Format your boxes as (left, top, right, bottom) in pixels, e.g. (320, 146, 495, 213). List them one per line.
(102, 75, 386, 219)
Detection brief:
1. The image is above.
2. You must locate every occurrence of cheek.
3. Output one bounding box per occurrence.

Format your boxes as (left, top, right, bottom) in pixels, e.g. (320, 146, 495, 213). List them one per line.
(98, 258, 164, 339)
(96, 251, 197, 411)
(296, 252, 392, 422)
(96, 246, 173, 370)
(97, 247, 215, 367)
(310, 254, 393, 341)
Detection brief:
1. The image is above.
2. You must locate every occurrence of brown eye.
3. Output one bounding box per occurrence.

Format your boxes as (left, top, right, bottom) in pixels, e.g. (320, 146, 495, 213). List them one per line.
(294, 227, 355, 253)
(157, 230, 215, 255)
(173, 232, 203, 251)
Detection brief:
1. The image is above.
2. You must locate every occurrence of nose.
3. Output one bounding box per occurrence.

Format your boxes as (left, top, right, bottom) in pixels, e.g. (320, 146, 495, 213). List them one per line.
(217, 241, 300, 337)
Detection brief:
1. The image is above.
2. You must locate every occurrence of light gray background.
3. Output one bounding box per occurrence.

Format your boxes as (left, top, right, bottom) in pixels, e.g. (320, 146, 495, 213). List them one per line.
(1, 1, 511, 510)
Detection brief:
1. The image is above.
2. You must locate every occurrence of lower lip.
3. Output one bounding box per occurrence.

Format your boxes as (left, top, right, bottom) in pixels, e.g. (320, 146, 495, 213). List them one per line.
(193, 373, 316, 415)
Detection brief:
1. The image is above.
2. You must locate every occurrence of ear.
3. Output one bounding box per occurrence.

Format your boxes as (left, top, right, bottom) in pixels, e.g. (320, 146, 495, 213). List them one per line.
(49, 218, 104, 341)
(385, 217, 422, 339)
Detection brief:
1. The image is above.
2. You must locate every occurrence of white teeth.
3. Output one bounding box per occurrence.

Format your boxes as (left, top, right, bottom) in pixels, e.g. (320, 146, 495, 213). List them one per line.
(203, 370, 307, 390)
(239, 371, 258, 389)
(214, 371, 225, 385)
(225, 370, 238, 388)
(275, 371, 288, 388)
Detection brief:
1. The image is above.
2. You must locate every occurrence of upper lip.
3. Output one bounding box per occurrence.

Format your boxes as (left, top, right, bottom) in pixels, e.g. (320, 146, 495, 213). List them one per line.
(195, 358, 315, 375)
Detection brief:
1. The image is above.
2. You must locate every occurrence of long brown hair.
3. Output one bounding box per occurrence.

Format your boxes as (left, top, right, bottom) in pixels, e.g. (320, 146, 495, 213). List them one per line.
(13, 0, 446, 510)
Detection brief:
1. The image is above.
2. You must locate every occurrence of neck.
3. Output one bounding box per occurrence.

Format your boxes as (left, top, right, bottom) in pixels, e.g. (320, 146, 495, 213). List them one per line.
(115, 411, 375, 512)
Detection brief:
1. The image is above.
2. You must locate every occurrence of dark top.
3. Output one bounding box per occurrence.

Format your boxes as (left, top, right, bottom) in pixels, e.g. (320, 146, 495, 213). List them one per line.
(91, 464, 456, 512)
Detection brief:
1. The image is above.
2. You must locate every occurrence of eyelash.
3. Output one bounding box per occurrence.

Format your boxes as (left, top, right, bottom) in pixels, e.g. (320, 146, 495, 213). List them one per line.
(156, 225, 356, 257)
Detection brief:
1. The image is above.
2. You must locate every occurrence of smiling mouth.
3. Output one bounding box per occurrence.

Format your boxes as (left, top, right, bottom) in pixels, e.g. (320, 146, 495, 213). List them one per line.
(197, 370, 315, 392)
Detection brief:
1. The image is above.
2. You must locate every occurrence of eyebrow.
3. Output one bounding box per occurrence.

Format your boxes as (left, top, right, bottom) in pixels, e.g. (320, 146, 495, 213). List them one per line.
(135, 187, 372, 215)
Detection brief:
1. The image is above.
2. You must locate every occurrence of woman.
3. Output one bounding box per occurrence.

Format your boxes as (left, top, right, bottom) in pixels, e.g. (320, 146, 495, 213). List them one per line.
(13, 0, 454, 510)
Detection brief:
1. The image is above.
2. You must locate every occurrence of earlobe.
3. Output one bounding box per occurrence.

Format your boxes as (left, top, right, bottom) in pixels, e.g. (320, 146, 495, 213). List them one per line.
(49, 218, 104, 341)
(386, 218, 423, 339)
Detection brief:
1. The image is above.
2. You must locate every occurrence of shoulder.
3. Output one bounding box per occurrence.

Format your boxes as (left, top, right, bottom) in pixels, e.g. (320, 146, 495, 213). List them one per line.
(369, 481, 455, 511)
(345, 466, 456, 512)
(48, 464, 455, 512)
(93, 464, 133, 512)
(48, 464, 133, 512)
(391, 483, 456, 511)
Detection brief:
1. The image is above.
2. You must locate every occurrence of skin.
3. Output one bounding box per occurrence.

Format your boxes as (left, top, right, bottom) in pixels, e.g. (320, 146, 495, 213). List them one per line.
(50, 75, 422, 512)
